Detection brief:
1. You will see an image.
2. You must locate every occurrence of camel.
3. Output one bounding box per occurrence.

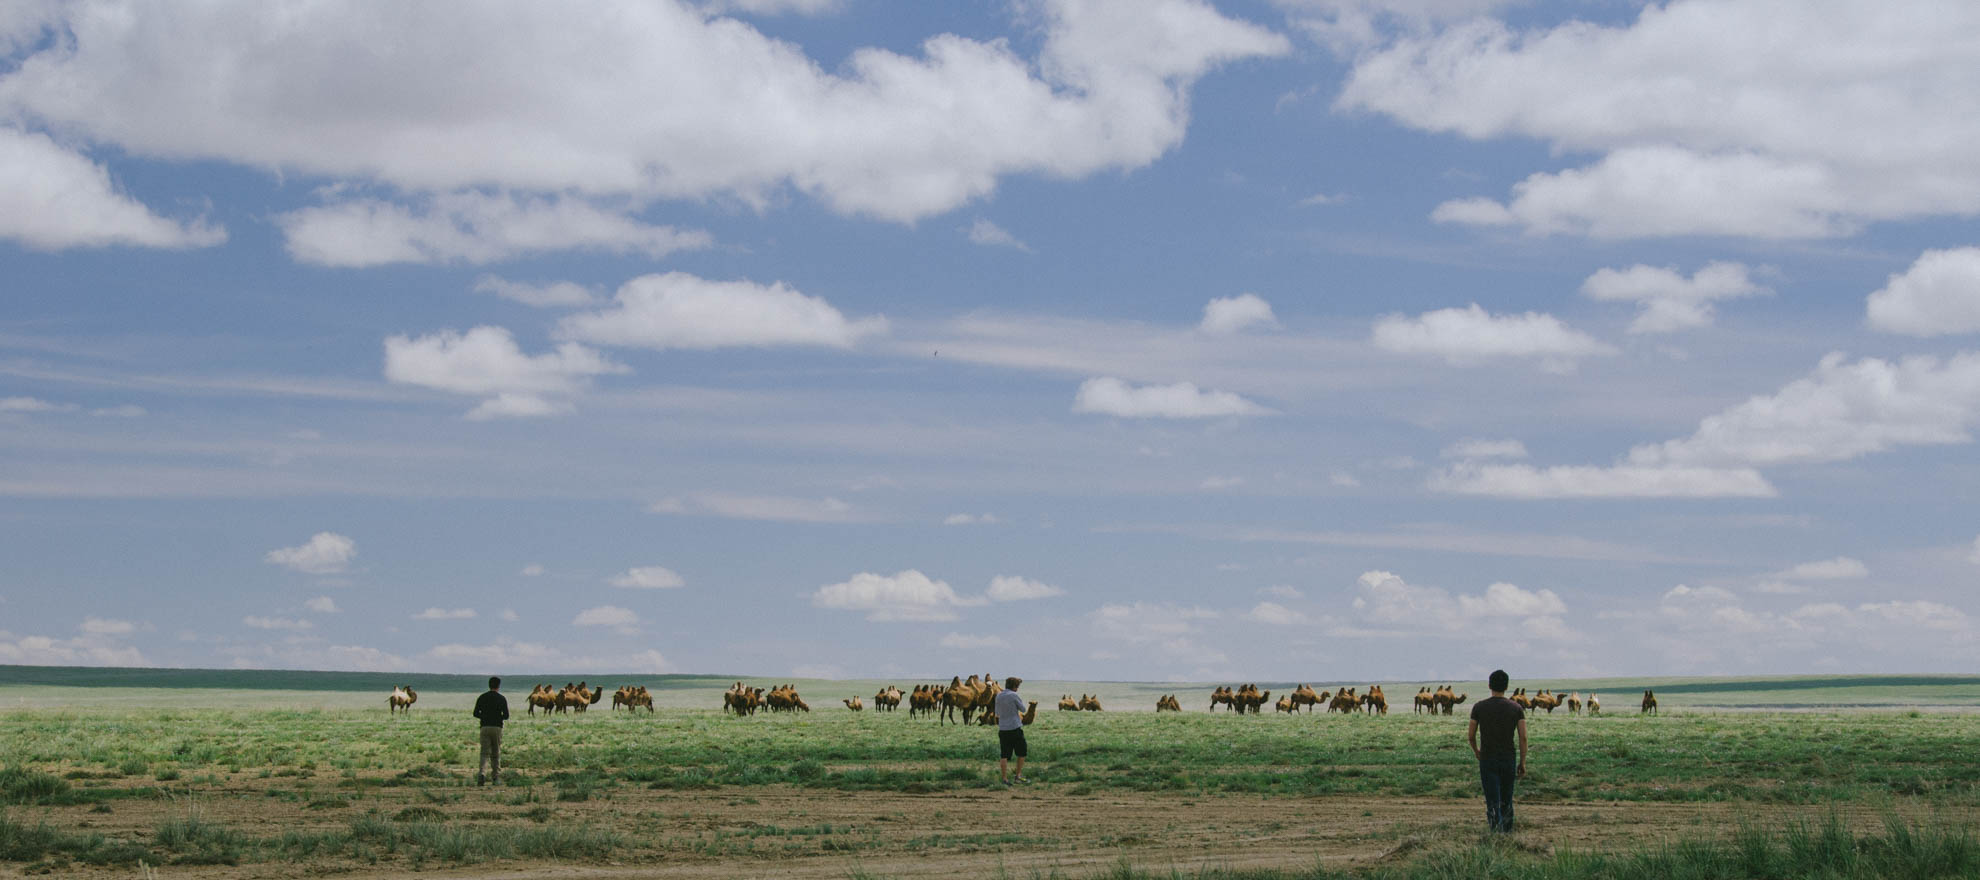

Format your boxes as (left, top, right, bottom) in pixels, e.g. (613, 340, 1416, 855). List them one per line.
(1364, 685, 1388, 715)
(1587, 693, 1601, 716)
(907, 684, 941, 719)
(1155, 694, 1182, 712)
(1641, 690, 1657, 715)
(941, 676, 983, 725)
(1413, 687, 1435, 715)
(388, 686, 417, 714)
(1058, 695, 1080, 712)
(1291, 684, 1323, 713)
(1566, 692, 1582, 715)
(724, 682, 766, 716)
(1275, 695, 1296, 714)
(1509, 688, 1532, 710)
(1433, 686, 1468, 716)
(527, 684, 557, 716)
(1079, 693, 1103, 712)
(979, 700, 1039, 728)
(843, 697, 863, 712)
(612, 685, 654, 713)
(1232, 686, 1269, 715)
(873, 686, 902, 712)
(1531, 689, 1561, 714)
(1329, 687, 1360, 714)
(558, 682, 604, 714)
(1208, 686, 1236, 712)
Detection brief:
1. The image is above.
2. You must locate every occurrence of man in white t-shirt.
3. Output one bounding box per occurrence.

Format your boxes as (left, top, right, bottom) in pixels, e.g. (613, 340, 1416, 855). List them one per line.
(993, 676, 1030, 785)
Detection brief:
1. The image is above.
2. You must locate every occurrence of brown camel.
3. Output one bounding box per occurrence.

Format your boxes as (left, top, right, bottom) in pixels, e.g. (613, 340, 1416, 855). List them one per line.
(1291, 684, 1323, 713)
(1275, 694, 1296, 714)
(1641, 690, 1657, 715)
(843, 697, 863, 712)
(1364, 685, 1388, 715)
(1208, 686, 1236, 712)
(1079, 693, 1103, 712)
(388, 686, 417, 714)
(1412, 687, 1435, 715)
(873, 686, 902, 711)
(1058, 694, 1080, 711)
(1155, 694, 1182, 712)
(1587, 693, 1601, 715)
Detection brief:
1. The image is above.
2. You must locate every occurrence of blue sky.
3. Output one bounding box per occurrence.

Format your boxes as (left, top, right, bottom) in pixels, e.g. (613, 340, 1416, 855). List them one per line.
(4, 0, 1979, 682)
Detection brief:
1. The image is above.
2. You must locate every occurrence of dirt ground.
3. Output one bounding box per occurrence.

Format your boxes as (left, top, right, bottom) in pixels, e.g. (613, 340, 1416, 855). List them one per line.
(9, 775, 1940, 880)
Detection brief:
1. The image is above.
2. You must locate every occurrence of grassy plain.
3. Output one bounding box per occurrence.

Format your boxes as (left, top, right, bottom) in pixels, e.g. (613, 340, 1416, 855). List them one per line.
(2, 669, 1979, 878)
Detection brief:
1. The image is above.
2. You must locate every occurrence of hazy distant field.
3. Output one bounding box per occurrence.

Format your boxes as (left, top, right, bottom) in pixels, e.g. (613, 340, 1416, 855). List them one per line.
(5, 667, 1980, 878)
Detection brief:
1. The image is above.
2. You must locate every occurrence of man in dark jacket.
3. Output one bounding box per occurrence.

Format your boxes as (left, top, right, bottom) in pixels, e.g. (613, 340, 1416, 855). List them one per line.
(472, 676, 509, 785)
(1467, 669, 1527, 833)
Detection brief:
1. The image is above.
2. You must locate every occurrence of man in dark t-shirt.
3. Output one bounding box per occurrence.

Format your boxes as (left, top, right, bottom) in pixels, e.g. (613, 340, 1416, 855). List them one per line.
(472, 676, 509, 785)
(1467, 669, 1527, 833)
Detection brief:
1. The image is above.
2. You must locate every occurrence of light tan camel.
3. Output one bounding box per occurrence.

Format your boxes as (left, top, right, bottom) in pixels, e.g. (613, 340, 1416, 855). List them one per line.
(388, 686, 417, 714)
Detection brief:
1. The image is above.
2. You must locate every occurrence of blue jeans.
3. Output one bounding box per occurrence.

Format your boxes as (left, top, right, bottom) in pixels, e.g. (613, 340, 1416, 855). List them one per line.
(1478, 755, 1517, 832)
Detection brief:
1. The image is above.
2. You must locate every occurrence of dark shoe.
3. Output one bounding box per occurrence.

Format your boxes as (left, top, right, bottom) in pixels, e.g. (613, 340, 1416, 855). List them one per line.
(477, 774, 486, 786)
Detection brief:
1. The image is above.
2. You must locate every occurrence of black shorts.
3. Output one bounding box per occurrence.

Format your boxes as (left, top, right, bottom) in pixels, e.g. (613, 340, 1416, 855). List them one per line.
(998, 728, 1027, 759)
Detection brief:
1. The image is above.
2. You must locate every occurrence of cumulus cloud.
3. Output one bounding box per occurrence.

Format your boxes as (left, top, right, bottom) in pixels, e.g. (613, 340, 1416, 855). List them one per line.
(608, 566, 686, 589)
(1581, 261, 1768, 333)
(304, 596, 340, 613)
(474, 275, 599, 308)
(939, 632, 1007, 650)
(0, 630, 145, 666)
(1349, 570, 1567, 634)
(422, 638, 670, 672)
(1259, 585, 1304, 599)
(80, 617, 135, 636)
(558, 272, 887, 352)
(1200, 293, 1277, 334)
(278, 192, 710, 267)
(1089, 602, 1219, 642)
(1866, 247, 1980, 337)
(90, 404, 145, 418)
(0, 1, 1286, 225)
(1073, 377, 1269, 418)
(1371, 304, 1614, 367)
(383, 325, 623, 419)
(651, 493, 862, 523)
(519, 564, 545, 577)
(1431, 462, 1776, 499)
(986, 575, 1064, 601)
(243, 615, 313, 631)
(265, 532, 357, 574)
(413, 607, 477, 620)
(1774, 557, 1869, 581)
(0, 126, 225, 251)
(1339, 4, 1980, 239)
(811, 570, 987, 622)
(1441, 438, 1527, 460)
(1242, 601, 1309, 625)
(572, 605, 639, 631)
(966, 219, 1030, 251)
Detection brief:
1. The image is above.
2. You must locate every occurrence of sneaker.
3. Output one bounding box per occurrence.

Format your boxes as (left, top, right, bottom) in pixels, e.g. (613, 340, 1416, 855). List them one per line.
(476, 774, 486, 786)
(1014, 775, 1030, 784)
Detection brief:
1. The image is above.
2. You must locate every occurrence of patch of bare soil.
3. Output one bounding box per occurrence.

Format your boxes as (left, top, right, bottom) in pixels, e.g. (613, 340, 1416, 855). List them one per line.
(7, 778, 1935, 880)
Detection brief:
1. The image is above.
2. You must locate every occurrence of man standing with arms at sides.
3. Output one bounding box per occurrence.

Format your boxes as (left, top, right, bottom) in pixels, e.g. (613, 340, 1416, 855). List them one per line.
(473, 676, 509, 786)
(1467, 669, 1527, 833)
(994, 676, 1030, 785)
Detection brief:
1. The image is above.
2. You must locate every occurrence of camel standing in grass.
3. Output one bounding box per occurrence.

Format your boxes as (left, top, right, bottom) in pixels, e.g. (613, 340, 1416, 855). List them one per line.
(907, 685, 940, 719)
(1155, 694, 1181, 712)
(1509, 688, 1532, 710)
(873, 686, 902, 712)
(612, 685, 654, 713)
(1329, 687, 1359, 714)
(1566, 692, 1582, 715)
(1413, 687, 1435, 715)
(1433, 687, 1468, 716)
(979, 700, 1039, 728)
(1291, 684, 1323, 713)
(388, 686, 417, 714)
(843, 697, 863, 712)
(1364, 685, 1388, 715)
(1641, 690, 1657, 715)
(1587, 693, 1601, 716)
(1275, 695, 1296, 714)
(1208, 686, 1236, 712)
(1079, 694, 1103, 712)
(527, 684, 557, 716)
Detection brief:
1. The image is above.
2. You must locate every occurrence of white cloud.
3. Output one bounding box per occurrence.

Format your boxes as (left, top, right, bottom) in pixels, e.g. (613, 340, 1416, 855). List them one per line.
(1089, 602, 1219, 643)
(1200, 293, 1277, 334)
(939, 632, 1007, 650)
(986, 575, 1064, 602)
(1774, 557, 1869, 581)
(704, 0, 845, 16)
(474, 275, 600, 308)
(79, 617, 135, 636)
(413, 607, 477, 620)
(1259, 585, 1304, 599)
(278, 192, 710, 267)
(558, 272, 887, 351)
(0, 396, 77, 413)
(1073, 377, 1269, 419)
(811, 570, 987, 622)
(0, 2, 1286, 226)
(1581, 261, 1767, 333)
(1970, 536, 1980, 566)
(0, 126, 225, 251)
(1629, 352, 1980, 468)
(608, 566, 686, 589)
(1351, 570, 1569, 635)
(1867, 247, 1980, 337)
(421, 638, 670, 673)
(89, 404, 146, 418)
(1751, 580, 1808, 596)
(966, 219, 1030, 251)
(943, 513, 1001, 526)
(572, 605, 639, 630)
(1338, 5, 1980, 239)
(382, 325, 624, 419)
(651, 493, 862, 523)
(1431, 462, 1776, 499)
(1371, 304, 1614, 367)
(1457, 581, 1567, 618)
(1328, 471, 1362, 488)
(1243, 601, 1309, 626)
(519, 564, 545, 577)
(243, 615, 313, 631)
(265, 532, 357, 574)
(304, 596, 340, 613)
(0, 630, 145, 666)
(1200, 475, 1244, 490)
(500, 609, 520, 621)
(1441, 438, 1527, 460)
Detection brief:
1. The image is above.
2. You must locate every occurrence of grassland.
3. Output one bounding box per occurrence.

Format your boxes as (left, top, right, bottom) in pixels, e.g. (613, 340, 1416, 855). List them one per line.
(2, 668, 1978, 877)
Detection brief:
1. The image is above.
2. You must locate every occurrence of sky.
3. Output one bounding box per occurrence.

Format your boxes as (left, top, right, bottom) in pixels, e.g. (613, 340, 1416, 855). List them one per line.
(4, 0, 1979, 683)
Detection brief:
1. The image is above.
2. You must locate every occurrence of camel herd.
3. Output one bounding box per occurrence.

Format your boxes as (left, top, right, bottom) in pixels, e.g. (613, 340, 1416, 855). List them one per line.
(386, 680, 1667, 719)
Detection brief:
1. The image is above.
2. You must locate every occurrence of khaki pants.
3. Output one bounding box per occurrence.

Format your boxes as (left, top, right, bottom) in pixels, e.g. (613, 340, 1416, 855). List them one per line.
(478, 726, 502, 779)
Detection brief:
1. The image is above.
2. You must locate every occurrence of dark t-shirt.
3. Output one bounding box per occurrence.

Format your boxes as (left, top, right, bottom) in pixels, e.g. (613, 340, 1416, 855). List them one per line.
(473, 691, 509, 728)
(1469, 695, 1523, 759)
